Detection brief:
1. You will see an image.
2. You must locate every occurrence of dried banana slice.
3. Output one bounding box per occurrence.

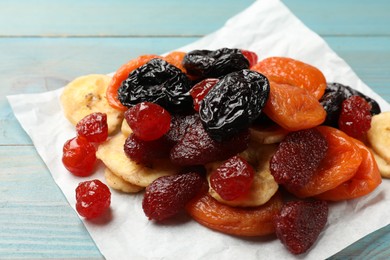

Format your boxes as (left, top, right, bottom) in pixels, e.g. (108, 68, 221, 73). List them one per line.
(60, 74, 124, 134)
(104, 167, 144, 193)
(121, 118, 132, 136)
(96, 133, 179, 187)
(367, 111, 390, 163)
(249, 124, 289, 144)
(371, 149, 390, 178)
(206, 143, 279, 207)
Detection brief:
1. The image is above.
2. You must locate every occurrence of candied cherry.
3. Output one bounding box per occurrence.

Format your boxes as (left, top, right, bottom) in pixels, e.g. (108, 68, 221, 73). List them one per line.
(338, 95, 372, 139)
(241, 49, 258, 67)
(62, 136, 97, 177)
(190, 78, 219, 111)
(210, 156, 255, 201)
(75, 179, 111, 219)
(76, 112, 108, 143)
(125, 102, 171, 141)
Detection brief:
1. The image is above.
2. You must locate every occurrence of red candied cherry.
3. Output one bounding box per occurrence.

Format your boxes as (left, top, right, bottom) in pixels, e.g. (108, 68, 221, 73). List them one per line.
(125, 102, 171, 141)
(76, 112, 108, 143)
(338, 95, 372, 139)
(210, 155, 255, 201)
(190, 78, 219, 111)
(62, 136, 97, 177)
(75, 179, 111, 219)
(241, 49, 258, 67)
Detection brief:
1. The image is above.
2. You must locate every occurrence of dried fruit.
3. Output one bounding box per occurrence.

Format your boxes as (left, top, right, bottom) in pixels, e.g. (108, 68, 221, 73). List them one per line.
(164, 113, 199, 144)
(118, 58, 192, 112)
(274, 200, 328, 254)
(338, 96, 372, 139)
(270, 128, 328, 190)
(190, 78, 219, 111)
(75, 179, 111, 219)
(210, 156, 255, 201)
(241, 49, 258, 67)
(163, 51, 187, 73)
(125, 102, 171, 141)
(186, 192, 283, 236)
(62, 136, 97, 177)
(76, 112, 108, 143)
(142, 172, 204, 221)
(200, 69, 270, 141)
(170, 118, 250, 166)
(183, 48, 249, 80)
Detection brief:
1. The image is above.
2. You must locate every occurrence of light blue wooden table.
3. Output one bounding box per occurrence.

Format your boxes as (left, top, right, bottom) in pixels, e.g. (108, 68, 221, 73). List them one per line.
(1, 0, 389, 259)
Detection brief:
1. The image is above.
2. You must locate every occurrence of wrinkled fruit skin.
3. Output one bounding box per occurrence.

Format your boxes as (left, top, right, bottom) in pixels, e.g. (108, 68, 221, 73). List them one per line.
(190, 78, 219, 111)
(274, 200, 328, 255)
(164, 113, 199, 145)
(170, 118, 250, 166)
(270, 128, 328, 190)
(142, 172, 205, 221)
(183, 48, 249, 80)
(200, 69, 270, 141)
(76, 112, 108, 143)
(118, 58, 192, 112)
(210, 156, 255, 201)
(75, 179, 111, 219)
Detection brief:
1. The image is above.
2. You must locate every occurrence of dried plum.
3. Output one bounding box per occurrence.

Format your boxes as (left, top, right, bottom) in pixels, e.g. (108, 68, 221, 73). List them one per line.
(183, 48, 249, 80)
(118, 58, 192, 112)
(199, 69, 270, 141)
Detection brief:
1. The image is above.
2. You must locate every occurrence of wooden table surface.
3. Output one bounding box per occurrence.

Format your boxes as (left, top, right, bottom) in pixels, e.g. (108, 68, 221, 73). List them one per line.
(1, 0, 389, 259)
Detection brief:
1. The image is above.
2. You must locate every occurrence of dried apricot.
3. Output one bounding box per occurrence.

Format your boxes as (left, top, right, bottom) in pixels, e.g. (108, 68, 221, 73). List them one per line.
(163, 51, 187, 73)
(263, 82, 326, 131)
(185, 191, 283, 237)
(289, 126, 363, 198)
(315, 139, 381, 201)
(251, 57, 326, 100)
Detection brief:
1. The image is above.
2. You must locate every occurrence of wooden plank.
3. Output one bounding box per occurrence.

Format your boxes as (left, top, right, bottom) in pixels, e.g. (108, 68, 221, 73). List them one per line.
(0, 146, 103, 259)
(0, 0, 255, 36)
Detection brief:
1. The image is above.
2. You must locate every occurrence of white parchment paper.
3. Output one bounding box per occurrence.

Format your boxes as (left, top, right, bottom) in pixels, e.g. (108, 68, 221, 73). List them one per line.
(7, 0, 390, 259)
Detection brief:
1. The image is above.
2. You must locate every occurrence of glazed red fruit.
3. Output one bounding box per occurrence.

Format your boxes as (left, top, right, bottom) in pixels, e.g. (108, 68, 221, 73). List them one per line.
(142, 172, 204, 221)
(164, 113, 199, 144)
(75, 179, 111, 219)
(241, 49, 258, 67)
(123, 134, 172, 165)
(274, 200, 328, 255)
(76, 112, 108, 143)
(62, 136, 97, 177)
(270, 128, 328, 190)
(190, 78, 219, 111)
(170, 118, 250, 166)
(125, 102, 171, 141)
(210, 156, 255, 201)
(338, 95, 372, 139)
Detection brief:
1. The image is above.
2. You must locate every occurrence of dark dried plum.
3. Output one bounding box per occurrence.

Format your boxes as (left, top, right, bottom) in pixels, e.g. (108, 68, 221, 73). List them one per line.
(199, 69, 270, 141)
(118, 58, 192, 112)
(183, 48, 249, 80)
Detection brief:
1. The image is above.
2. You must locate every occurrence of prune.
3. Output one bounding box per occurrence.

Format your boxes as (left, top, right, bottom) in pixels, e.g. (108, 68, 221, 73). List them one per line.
(76, 112, 108, 143)
(182, 48, 249, 80)
(210, 156, 255, 201)
(118, 58, 192, 112)
(274, 200, 328, 255)
(270, 128, 328, 190)
(170, 118, 250, 166)
(142, 172, 204, 221)
(190, 78, 219, 111)
(339, 96, 372, 139)
(320, 82, 381, 126)
(200, 69, 270, 141)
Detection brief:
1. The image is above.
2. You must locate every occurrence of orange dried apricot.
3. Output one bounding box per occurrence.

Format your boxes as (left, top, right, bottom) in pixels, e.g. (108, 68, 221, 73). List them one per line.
(163, 51, 187, 73)
(251, 57, 326, 100)
(262, 82, 326, 131)
(289, 126, 363, 198)
(315, 139, 381, 201)
(185, 191, 283, 237)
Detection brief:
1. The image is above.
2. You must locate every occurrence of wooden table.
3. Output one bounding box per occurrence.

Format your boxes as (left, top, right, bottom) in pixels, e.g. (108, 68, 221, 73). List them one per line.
(1, 0, 389, 258)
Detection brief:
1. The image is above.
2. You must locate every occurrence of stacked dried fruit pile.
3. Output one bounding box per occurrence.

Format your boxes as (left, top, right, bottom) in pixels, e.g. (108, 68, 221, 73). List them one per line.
(60, 48, 390, 255)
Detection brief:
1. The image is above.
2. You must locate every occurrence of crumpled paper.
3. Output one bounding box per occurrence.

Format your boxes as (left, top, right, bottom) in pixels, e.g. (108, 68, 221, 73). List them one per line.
(7, 0, 390, 259)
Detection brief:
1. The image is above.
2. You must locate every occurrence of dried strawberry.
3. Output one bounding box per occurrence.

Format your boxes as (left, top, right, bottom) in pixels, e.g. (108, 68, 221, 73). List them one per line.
(241, 49, 258, 67)
(210, 156, 255, 201)
(190, 78, 219, 111)
(142, 172, 205, 221)
(76, 112, 108, 143)
(170, 118, 250, 166)
(270, 128, 328, 190)
(274, 200, 328, 255)
(164, 113, 199, 145)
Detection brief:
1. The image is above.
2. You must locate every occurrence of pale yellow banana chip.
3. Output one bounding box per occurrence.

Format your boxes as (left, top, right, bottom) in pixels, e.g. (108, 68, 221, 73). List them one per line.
(104, 167, 144, 193)
(249, 125, 289, 144)
(371, 149, 390, 178)
(121, 119, 132, 136)
(367, 111, 390, 163)
(60, 74, 124, 134)
(96, 133, 179, 187)
(207, 143, 278, 207)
